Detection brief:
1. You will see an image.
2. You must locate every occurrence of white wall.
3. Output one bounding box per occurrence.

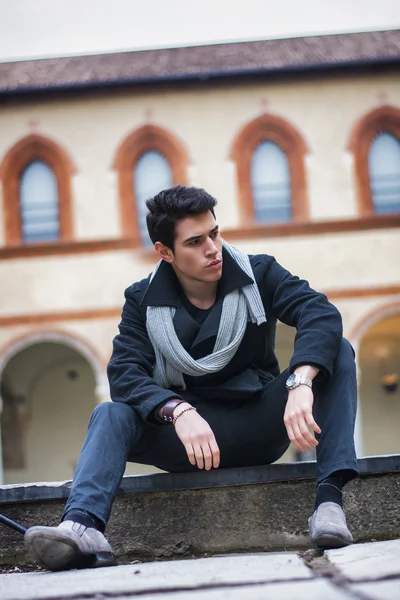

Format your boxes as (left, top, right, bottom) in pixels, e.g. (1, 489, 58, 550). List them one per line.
(1, 70, 399, 481)
(0, 72, 399, 245)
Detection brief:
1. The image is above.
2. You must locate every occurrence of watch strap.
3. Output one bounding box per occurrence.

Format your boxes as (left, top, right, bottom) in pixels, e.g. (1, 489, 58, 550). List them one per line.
(297, 378, 313, 388)
(287, 373, 313, 389)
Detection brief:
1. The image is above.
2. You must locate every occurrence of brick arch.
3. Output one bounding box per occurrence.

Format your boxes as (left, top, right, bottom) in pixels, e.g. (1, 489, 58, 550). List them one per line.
(113, 124, 189, 243)
(230, 113, 309, 227)
(348, 300, 400, 345)
(0, 133, 75, 246)
(347, 105, 400, 216)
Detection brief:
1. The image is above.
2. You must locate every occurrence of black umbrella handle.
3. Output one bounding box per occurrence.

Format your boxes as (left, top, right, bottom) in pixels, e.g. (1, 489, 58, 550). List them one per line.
(0, 513, 27, 535)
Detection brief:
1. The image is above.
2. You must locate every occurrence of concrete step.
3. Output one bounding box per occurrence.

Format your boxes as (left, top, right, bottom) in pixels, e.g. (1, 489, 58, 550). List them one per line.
(0, 455, 399, 567)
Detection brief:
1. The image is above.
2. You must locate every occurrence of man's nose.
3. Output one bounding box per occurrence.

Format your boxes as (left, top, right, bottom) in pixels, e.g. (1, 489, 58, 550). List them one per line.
(205, 237, 218, 255)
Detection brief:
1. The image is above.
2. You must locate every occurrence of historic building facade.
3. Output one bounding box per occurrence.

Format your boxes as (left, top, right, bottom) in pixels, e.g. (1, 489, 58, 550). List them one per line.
(0, 30, 399, 484)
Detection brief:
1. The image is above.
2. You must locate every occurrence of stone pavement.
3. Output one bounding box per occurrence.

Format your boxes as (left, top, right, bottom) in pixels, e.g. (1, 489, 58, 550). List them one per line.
(1, 539, 399, 600)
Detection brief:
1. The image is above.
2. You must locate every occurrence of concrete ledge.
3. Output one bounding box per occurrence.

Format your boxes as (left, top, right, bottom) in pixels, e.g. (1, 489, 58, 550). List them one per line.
(1, 455, 399, 566)
(1, 455, 399, 504)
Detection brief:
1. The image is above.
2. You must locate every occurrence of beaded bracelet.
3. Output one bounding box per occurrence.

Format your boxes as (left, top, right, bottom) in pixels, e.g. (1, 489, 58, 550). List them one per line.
(172, 406, 197, 426)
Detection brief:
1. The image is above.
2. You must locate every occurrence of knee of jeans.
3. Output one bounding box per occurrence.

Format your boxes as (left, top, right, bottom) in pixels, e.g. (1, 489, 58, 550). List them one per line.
(334, 338, 356, 373)
(91, 401, 136, 423)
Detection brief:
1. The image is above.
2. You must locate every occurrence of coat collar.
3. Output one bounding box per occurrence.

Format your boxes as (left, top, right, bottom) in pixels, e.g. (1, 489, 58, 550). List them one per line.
(140, 247, 254, 308)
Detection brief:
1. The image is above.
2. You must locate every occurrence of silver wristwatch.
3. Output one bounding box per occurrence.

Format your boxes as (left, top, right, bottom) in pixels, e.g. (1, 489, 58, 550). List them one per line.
(285, 373, 313, 391)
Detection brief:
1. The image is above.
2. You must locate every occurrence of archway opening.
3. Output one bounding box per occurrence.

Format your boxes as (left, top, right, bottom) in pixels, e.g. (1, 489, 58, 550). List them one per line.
(358, 314, 400, 456)
(1, 341, 97, 484)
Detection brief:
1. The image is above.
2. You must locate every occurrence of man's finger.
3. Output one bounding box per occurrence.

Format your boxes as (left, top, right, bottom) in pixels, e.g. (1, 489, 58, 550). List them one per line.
(305, 412, 321, 435)
(184, 443, 196, 465)
(202, 444, 212, 471)
(209, 438, 220, 469)
(285, 422, 295, 443)
(285, 422, 305, 451)
(291, 421, 307, 452)
(298, 417, 318, 448)
(185, 443, 196, 465)
(192, 443, 204, 469)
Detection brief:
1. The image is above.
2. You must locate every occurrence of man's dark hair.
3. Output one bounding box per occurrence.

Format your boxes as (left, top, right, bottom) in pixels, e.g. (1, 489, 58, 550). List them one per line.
(146, 185, 217, 249)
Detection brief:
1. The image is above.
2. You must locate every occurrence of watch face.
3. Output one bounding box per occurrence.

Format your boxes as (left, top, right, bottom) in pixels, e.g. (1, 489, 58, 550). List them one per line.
(286, 374, 296, 389)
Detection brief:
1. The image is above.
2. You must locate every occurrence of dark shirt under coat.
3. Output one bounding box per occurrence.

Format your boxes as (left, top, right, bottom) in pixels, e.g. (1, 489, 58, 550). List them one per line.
(107, 250, 343, 424)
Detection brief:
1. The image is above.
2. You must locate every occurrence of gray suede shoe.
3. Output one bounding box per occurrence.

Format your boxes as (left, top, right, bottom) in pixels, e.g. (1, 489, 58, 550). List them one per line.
(308, 502, 353, 549)
(24, 520, 117, 571)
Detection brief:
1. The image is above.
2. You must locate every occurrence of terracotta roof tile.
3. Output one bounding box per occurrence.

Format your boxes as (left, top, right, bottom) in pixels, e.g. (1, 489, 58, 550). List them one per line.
(0, 30, 399, 94)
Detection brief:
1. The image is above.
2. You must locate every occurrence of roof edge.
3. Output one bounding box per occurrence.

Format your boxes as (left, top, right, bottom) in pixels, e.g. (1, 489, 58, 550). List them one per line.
(1, 55, 399, 97)
(1, 27, 399, 66)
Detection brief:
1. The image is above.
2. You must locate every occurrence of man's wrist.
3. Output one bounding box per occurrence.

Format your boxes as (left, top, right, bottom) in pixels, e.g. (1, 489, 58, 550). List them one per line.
(158, 398, 185, 422)
(286, 365, 319, 391)
(172, 404, 197, 425)
(294, 365, 319, 380)
(172, 402, 192, 418)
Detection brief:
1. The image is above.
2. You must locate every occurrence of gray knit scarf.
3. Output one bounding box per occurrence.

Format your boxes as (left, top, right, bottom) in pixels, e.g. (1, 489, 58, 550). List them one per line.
(146, 241, 266, 390)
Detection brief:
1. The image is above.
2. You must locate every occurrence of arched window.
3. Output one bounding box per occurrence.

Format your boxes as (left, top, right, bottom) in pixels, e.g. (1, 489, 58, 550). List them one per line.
(20, 160, 60, 242)
(113, 124, 188, 246)
(0, 134, 74, 246)
(231, 113, 308, 227)
(368, 133, 400, 215)
(134, 151, 173, 246)
(251, 141, 291, 223)
(348, 105, 400, 216)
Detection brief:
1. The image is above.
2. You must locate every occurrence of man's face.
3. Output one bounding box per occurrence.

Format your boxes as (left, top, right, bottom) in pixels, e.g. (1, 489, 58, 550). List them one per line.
(169, 211, 223, 284)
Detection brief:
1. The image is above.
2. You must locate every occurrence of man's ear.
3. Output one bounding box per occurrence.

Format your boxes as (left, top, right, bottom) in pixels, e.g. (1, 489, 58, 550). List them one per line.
(154, 241, 174, 263)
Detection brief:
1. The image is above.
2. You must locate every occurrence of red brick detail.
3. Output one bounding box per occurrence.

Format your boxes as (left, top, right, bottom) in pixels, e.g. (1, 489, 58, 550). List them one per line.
(348, 105, 400, 215)
(230, 113, 309, 227)
(0, 133, 75, 245)
(113, 124, 189, 244)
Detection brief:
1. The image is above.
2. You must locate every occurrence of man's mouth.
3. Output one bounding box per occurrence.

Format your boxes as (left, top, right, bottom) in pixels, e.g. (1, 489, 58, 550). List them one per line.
(206, 259, 222, 269)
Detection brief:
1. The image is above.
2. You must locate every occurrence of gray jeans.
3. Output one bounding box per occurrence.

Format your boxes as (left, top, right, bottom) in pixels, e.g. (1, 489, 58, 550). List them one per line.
(64, 338, 358, 526)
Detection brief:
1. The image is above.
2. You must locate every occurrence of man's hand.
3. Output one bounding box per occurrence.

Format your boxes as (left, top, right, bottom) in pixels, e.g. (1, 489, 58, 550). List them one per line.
(284, 385, 321, 452)
(173, 404, 220, 470)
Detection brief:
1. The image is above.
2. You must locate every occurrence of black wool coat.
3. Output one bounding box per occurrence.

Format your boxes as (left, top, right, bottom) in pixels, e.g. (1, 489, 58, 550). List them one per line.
(107, 249, 343, 424)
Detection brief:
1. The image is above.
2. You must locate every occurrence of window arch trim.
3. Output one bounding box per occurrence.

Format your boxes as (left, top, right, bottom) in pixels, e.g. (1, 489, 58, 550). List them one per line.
(0, 133, 75, 246)
(348, 105, 400, 216)
(230, 113, 309, 226)
(0, 134, 75, 246)
(113, 124, 189, 243)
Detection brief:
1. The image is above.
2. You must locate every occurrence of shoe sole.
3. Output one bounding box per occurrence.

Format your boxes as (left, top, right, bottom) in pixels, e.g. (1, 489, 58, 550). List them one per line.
(312, 533, 353, 550)
(25, 531, 117, 571)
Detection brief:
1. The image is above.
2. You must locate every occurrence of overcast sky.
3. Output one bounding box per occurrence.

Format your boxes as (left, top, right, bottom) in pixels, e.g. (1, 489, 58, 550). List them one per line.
(0, 0, 399, 63)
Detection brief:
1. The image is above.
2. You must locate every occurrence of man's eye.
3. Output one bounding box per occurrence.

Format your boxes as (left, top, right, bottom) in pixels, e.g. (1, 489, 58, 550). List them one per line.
(190, 239, 199, 246)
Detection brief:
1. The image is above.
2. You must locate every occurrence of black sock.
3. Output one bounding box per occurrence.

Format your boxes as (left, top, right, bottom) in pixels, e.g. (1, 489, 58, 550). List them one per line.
(62, 509, 105, 533)
(315, 474, 344, 510)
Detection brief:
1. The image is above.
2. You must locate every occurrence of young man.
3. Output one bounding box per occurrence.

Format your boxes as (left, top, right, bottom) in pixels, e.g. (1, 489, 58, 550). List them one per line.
(25, 186, 358, 571)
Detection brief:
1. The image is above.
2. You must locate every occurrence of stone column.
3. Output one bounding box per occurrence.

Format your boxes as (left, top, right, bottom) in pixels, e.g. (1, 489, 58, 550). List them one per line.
(94, 374, 111, 405)
(352, 341, 365, 458)
(0, 394, 4, 485)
